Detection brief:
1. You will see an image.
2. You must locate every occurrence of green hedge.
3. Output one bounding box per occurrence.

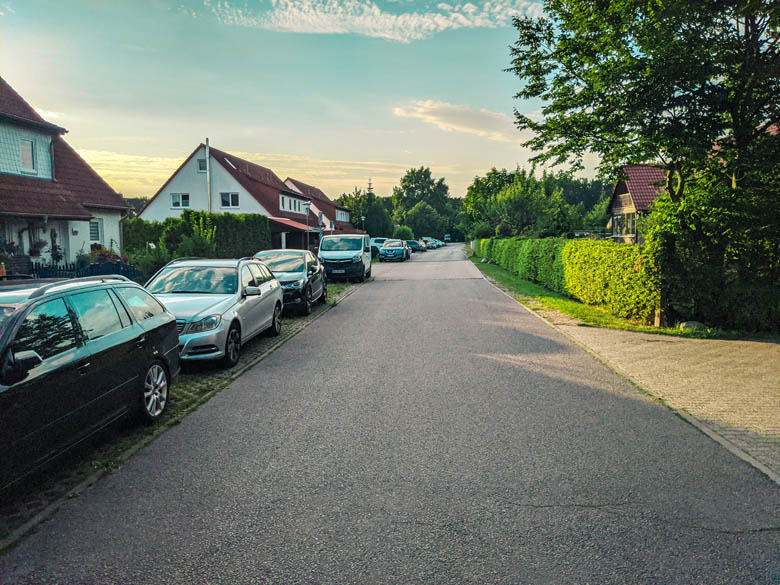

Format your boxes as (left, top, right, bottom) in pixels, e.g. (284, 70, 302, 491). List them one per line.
(124, 210, 271, 258)
(474, 236, 660, 323)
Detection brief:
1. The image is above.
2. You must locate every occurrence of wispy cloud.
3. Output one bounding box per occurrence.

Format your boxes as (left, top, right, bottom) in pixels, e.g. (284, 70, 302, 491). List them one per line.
(204, 0, 543, 43)
(393, 99, 525, 142)
(0, 3, 15, 16)
(33, 107, 65, 121)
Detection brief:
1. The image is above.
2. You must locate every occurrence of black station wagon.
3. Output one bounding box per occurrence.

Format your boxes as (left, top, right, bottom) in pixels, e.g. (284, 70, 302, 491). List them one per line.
(0, 276, 180, 491)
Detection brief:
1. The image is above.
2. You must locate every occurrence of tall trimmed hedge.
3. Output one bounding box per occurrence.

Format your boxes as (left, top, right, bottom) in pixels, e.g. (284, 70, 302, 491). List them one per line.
(475, 236, 660, 323)
(124, 210, 272, 258)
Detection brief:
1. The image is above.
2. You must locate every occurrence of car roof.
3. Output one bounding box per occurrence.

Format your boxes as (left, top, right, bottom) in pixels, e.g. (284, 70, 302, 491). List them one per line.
(163, 259, 248, 268)
(256, 249, 305, 255)
(0, 276, 139, 305)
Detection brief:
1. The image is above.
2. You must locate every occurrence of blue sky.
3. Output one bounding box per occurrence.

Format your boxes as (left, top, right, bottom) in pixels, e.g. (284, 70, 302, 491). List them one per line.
(0, 0, 578, 198)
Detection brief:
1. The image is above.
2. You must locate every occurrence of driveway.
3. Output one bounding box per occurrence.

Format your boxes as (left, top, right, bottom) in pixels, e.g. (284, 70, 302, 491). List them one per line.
(1, 247, 778, 584)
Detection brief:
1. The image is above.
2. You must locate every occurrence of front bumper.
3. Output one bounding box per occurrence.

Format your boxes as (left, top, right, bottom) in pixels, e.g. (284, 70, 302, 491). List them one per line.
(380, 251, 404, 261)
(178, 325, 230, 361)
(282, 287, 305, 308)
(323, 261, 363, 277)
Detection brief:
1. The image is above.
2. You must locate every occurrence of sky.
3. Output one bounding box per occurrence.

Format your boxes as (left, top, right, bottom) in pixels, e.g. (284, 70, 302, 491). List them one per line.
(0, 0, 587, 199)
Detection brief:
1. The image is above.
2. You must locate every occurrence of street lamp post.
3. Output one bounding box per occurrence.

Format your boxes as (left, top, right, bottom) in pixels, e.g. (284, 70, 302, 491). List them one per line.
(303, 201, 311, 251)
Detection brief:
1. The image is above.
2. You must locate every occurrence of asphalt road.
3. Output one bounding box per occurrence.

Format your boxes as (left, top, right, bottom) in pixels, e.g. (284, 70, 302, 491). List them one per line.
(1, 246, 778, 584)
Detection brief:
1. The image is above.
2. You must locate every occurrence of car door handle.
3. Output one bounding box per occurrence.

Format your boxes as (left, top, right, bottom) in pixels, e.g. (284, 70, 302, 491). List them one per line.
(136, 337, 146, 348)
(77, 362, 91, 375)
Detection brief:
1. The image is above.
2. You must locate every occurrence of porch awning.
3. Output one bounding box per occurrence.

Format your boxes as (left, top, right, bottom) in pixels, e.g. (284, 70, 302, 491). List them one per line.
(269, 217, 318, 232)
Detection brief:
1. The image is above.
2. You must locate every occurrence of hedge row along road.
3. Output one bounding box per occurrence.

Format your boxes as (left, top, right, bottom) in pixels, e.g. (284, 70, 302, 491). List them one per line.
(1, 246, 778, 584)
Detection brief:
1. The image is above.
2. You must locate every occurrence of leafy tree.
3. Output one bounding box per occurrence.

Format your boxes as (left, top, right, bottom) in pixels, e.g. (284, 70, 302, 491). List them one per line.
(393, 225, 414, 240)
(392, 167, 450, 221)
(335, 188, 393, 237)
(508, 1, 779, 196)
(464, 167, 519, 222)
(405, 201, 443, 239)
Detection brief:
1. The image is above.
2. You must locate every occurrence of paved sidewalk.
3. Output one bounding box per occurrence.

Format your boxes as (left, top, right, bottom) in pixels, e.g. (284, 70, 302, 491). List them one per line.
(556, 325, 780, 481)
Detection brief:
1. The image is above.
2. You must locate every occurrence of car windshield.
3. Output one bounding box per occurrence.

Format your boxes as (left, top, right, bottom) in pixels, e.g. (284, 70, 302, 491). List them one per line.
(320, 237, 363, 251)
(256, 252, 305, 273)
(147, 266, 238, 294)
(382, 240, 403, 248)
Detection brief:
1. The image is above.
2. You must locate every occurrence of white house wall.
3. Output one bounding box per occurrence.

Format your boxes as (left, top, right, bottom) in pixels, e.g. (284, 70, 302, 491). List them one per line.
(66, 208, 123, 261)
(139, 145, 270, 222)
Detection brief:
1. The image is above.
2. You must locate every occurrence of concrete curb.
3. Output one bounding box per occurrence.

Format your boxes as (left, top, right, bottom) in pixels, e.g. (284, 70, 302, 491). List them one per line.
(476, 267, 780, 487)
(0, 282, 364, 553)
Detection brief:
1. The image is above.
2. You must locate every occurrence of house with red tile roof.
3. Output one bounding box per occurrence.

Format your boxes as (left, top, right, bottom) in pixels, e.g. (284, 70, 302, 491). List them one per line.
(283, 177, 364, 235)
(139, 142, 322, 250)
(607, 164, 667, 243)
(0, 77, 127, 265)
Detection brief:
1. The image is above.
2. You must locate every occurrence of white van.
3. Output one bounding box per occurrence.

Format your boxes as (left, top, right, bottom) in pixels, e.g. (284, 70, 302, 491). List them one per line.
(318, 234, 372, 282)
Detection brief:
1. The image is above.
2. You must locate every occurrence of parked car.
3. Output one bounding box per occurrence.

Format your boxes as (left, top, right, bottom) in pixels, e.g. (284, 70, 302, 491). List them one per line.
(255, 249, 327, 315)
(0, 275, 180, 491)
(319, 234, 372, 282)
(145, 258, 282, 368)
(418, 240, 428, 252)
(422, 237, 439, 249)
(379, 239, 408, 261)
(444, 234, 451, 243)
(406, 240, 420, 253)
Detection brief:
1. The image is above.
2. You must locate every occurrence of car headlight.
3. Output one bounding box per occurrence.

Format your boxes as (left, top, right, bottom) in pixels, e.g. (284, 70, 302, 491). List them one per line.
(352, 255, 362, 262)
(187, 314, 221, 333)
(282, 279, 305, 290)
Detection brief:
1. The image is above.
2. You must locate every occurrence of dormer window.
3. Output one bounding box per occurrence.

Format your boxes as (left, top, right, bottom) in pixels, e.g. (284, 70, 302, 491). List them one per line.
(280, 194, 306, 215)
(336, 210, 349, 222)
(20, 139, 36, 173)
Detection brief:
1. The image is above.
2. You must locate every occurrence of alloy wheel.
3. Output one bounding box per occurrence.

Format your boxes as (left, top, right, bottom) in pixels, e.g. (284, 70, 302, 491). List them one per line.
(143, 363, 168, 419)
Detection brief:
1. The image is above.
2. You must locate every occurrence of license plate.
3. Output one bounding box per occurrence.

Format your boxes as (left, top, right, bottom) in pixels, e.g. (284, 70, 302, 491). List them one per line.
(332, 269, 345, 274)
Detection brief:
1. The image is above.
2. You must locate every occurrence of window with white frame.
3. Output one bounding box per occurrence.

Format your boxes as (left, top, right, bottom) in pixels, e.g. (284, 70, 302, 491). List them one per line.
(279, 194, 307, 215)
(20, 139, 36, 173)
(171, 193, 190, 208)
(220, 192, 240, 208)
(89, 218, 104, 243)
(197, 158, 207, 172)
(336, 210, 349, 222)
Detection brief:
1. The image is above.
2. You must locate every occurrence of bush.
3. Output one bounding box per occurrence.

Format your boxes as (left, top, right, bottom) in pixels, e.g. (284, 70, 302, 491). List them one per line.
(393, 225, 414, 240)
(477, 236, 660, 323)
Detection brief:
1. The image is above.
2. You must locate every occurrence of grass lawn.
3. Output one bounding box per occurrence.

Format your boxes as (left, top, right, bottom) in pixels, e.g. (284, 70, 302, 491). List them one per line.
(467, 253, 761, 339)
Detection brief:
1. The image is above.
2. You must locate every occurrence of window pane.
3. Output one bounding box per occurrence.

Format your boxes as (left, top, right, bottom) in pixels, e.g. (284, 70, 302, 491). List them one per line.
(89, 220, 100, 241)
(69, 290, 123, 341)
(14, 299, 77, 361)
(231, 193, 239, 207)
(171, 194, 180, 207)
(241, 266, 255, 289)
(221, 193, 230, 207)
(20, 140, 34, 170)
(198, 159, 207, 171)
(117, 287, 165, 322)
(248, 264, 265, 284)
(181, 194, 189, 207)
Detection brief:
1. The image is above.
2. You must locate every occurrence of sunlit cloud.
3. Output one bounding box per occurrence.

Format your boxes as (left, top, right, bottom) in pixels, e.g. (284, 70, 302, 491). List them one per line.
(33, 107, 65, 120)
(204, 0, 544, 43)
(393, 99, 527, 143)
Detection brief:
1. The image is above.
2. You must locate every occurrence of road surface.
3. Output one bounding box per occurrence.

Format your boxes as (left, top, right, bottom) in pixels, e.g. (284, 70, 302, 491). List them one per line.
(1, 246, 778, 584)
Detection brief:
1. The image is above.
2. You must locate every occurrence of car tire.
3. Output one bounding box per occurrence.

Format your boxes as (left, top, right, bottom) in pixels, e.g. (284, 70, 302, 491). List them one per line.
(318, 281, 328, 304)
(301, 287, 313, 315)
(220, 323, 241, 368)
(366, 265, 372, 278)
(139, 360, 169, 423)
(267, 302, 282, 336)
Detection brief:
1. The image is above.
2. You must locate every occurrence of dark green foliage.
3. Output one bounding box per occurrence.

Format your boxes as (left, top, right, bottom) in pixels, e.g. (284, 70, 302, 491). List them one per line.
(391, 167, 463, 239)
(405, 201, 443, 239)
(123, 211, 271, 280)
(335, 188, 393, 237)
(393, 225, 414, 240)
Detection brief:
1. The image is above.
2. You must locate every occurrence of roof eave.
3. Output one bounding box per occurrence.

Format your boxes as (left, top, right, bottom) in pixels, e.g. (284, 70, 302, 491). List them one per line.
(0, 112, 67, 135)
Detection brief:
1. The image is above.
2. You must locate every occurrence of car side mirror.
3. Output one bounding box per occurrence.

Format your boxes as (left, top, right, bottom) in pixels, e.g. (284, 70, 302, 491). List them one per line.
(3, 349, 42, 385)
(244, 286, 261, 296)
(308, 266, 316, 275)
(364, 246, 370, 252)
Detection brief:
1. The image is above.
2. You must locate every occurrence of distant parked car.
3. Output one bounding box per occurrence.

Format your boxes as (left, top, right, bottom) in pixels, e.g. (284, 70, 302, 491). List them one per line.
(422, 237, 439, 249)
(418, 241, 428, 252)
(146, 258, 282, 368)
(255, 249, 327, 315)
(319, 234, 372, 282)
(406, 240, 420, 253)
(444, 234, 451, 243)
(0, 275, 180, 492)
(379, 239, 408, 261)
(369, 237, 388, 258)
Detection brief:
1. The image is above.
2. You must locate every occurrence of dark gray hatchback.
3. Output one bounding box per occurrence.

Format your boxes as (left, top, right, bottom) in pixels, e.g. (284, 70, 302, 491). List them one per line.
(0, 276, 180, 491)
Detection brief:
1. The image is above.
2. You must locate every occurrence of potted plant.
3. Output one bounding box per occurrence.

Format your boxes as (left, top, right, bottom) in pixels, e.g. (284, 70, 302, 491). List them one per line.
(29, 239, 47, 257)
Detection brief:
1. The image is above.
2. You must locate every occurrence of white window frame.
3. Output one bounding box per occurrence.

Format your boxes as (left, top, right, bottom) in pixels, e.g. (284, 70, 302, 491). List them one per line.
(220, 192, 240, 208)
(171, 193, 190, 209)
(197, 158, 207, 172)
(20, 139, 36, 174)
(336, 210, 349, 222)
(89, 218, 104, 244)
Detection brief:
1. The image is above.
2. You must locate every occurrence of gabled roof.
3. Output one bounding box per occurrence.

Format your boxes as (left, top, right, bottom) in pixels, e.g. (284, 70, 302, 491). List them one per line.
(142, 144, 319, 223)
(0, 76, 66, 134)
(0, 173, 92, 220)
(610, 164, 666, 213)
(52, 137, 127, 210)
(284, 176, 354, 231)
